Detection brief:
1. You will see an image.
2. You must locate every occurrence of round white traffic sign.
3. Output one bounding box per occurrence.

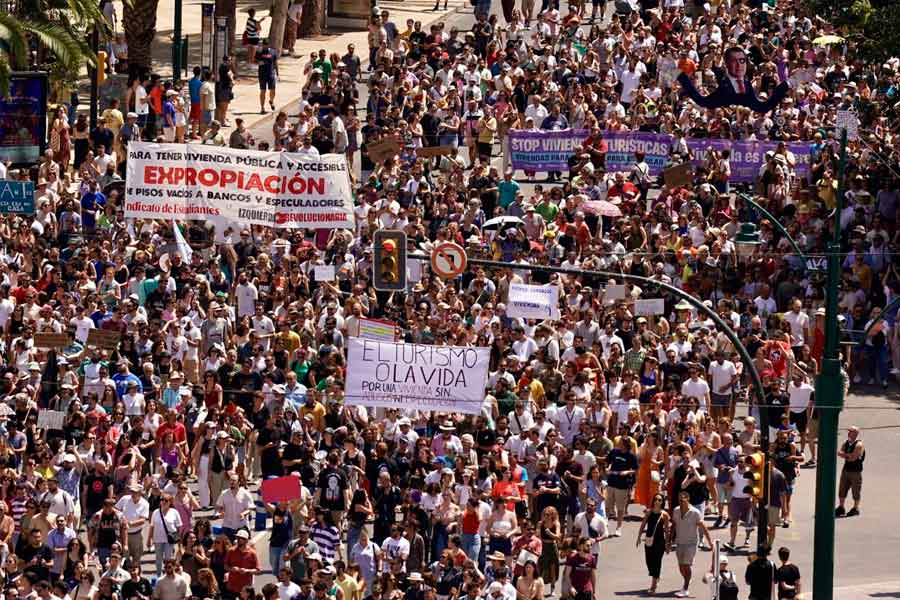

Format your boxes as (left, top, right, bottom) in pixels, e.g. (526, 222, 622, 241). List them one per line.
(430, 242, 467, 279)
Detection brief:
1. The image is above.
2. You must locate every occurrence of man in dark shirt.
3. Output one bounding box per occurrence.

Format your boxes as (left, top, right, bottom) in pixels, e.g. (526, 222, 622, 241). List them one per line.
(315, 452, 350, 517)
(530, 457, 561, 519)
(774, 546, 801, 599)
(121, 561, 153, 600)
(564, 537, 597, 600)
(605, 437, 638, 536)
(230, 359, 263, 413)
(258, 412, 286, 479)
(82, 461, 114, 523)
(257, 42, 278, 114)
(19, 529, 53, 582)
(745, 545, 775, 600)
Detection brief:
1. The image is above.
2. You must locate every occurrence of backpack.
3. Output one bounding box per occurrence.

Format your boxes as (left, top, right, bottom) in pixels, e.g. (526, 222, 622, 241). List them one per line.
(719, 571, 739, 600)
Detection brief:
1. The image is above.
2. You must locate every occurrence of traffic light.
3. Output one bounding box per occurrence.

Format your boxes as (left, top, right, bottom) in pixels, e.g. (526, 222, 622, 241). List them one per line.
(373, 230, 407, 291)
(96, 50, 108, 85)
(744, 451, 765, 500)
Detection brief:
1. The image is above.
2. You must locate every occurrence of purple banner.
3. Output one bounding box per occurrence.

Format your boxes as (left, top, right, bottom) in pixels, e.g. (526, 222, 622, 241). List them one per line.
(687, 138, 812, 183)
(509, 129, 810, 183)
(509, 129, 589, 171)
(602, 131, 673, 175)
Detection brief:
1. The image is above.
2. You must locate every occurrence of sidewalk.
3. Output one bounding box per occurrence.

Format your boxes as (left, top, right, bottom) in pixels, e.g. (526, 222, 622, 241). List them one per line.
(133, 0, 468, 135)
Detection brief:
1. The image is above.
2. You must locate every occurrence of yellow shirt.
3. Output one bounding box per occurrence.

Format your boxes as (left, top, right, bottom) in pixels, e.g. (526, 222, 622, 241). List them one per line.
(279, 330, 302, 355)
(300, 401, 326, 432)
(477, 117, 497, 144)
(337, 573, 361, 600)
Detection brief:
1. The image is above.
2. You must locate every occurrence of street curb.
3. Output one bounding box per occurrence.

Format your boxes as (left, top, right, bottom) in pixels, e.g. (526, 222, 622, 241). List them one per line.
(243, 0, 470, 133)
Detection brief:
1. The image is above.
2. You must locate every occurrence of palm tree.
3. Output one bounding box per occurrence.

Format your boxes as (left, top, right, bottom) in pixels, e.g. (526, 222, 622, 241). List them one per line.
(0, 0, 106, 95)
(123, 0, 159, 76)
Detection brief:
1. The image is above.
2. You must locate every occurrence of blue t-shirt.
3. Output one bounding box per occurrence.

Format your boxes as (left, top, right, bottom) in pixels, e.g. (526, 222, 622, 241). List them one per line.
(80, 191, 106, 228)
(163, 100, 177, 127)
(188, 76, 203, 103)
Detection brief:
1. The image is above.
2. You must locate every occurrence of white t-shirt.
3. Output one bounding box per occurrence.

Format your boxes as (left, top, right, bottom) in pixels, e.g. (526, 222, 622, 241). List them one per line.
(681, 378, 711, 412)
(116, 495, 150, 534)
(150, 507, 183, 544)
(70, 316, 95, 343)
(708, 361, 737, 395)
(788, 381, 814, 413)
(783, 311, 810, 346)
(236, 282, 259, 318)
(573, 510, 608, 554)
(381, 536, 410, 572)
(216, 487, 254, 529)
(135, 86, 149, 115)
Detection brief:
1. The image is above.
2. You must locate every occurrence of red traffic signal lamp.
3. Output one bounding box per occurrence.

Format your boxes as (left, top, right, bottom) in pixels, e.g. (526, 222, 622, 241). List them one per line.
(373, 230, 407, 292)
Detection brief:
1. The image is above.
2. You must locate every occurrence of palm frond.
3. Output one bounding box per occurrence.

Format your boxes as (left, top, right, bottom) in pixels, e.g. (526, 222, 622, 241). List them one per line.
(0, 13, 29, 70)
(19, 19, 91, 69)
(0, 54, 11, 97)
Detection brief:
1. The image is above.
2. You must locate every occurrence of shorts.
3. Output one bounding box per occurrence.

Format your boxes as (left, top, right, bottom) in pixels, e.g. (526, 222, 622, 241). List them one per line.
(190, 103, 202, 122)
(767, 506, 782, 524)
(717, 482, 733, 504)
(476, 141, 493, 157)
(259, 75, 276, 91)
(808, 415, 819, 438)
(729, 496, 751, 523)
(675, 543, 697, 566)
(711, 392, 731, 408)
(163, 126, 176, 142)
(839, 470, 862, 501)
(488, 536, 512, 555)
(789, 411, 808, 433)
(202, 110, 213, 124)
(608, 486, 630, 517)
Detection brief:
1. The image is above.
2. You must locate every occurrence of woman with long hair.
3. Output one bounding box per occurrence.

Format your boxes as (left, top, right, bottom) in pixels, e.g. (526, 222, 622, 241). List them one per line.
(635, 430, 664, 508)
(193, 567, 220, 599)
(537, 506, 561, 595)
(346, 488, 372, 558)
(209, 535, 230, 591)
(635, 492, 670, 595)
(515, 560, 544, 600)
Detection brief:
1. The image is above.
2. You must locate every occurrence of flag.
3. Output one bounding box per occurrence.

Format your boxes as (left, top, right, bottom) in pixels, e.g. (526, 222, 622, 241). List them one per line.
(173, 220, 193, 262)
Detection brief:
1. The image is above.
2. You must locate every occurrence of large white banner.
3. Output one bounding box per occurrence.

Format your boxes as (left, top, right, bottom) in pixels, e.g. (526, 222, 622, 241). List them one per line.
(345, 338, 489, 414)
(507, 283, 561, 320)
(125, 142, 354, 228)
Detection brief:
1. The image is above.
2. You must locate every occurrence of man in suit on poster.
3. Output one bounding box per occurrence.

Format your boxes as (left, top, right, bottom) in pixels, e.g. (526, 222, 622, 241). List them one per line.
(677, 46, 789, 113)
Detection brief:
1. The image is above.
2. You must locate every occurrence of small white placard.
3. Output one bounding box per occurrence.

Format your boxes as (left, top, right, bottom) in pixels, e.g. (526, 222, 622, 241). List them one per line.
(314, 265, 336, 281)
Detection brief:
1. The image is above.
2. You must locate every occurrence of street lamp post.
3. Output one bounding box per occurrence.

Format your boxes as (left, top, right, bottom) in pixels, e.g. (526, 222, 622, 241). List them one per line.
(813, 128, 849, 600)
(733, 222, 771, 551)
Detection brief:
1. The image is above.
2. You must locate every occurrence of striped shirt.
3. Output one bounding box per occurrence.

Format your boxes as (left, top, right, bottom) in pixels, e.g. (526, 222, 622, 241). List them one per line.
(244, 18, 261, 41)
(310, 523, 340, 563)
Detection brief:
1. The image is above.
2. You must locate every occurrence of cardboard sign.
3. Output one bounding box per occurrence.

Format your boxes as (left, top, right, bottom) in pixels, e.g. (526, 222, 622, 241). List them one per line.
(367, 138, 402, 164)
(663, 162, 694, 188)
(358, 318, 396, 342)
(37, 410, 66, 430)
(836, 110, 859, 141)
(635, 298, 666, 316)
(508, 283, 561, 320)
(33, 332, 71, 349)
(604, 284, 627, 301)
(261, 475, 303, 504)
(86, 329, 122, 350)
(313, 265, 336, 281)
(415, 145, 456, 158)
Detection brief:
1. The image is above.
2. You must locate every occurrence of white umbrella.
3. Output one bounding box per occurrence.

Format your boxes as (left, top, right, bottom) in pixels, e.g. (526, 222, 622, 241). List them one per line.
(582, 200, 622, 218)
(483, 216, 525, 229)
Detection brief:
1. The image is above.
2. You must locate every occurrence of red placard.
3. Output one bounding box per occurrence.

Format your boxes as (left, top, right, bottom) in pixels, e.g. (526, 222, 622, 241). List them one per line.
(260, 475, 303, 504)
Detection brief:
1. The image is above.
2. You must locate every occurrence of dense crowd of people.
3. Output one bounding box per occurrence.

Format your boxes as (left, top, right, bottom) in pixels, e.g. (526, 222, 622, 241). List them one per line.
(2, 0, 896, 598)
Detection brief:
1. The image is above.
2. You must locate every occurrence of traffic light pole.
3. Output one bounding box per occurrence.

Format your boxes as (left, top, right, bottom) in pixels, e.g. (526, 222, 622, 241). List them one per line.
(173, 0, 184, 79)
(813, 128, 848, 600)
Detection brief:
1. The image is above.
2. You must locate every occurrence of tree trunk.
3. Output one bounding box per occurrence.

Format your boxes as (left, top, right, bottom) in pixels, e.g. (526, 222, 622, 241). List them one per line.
(268, 0, 290, 53)
(215, 0, 238, 55)
(299, 0, 325, 37)
(124, 0, 160, 76)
